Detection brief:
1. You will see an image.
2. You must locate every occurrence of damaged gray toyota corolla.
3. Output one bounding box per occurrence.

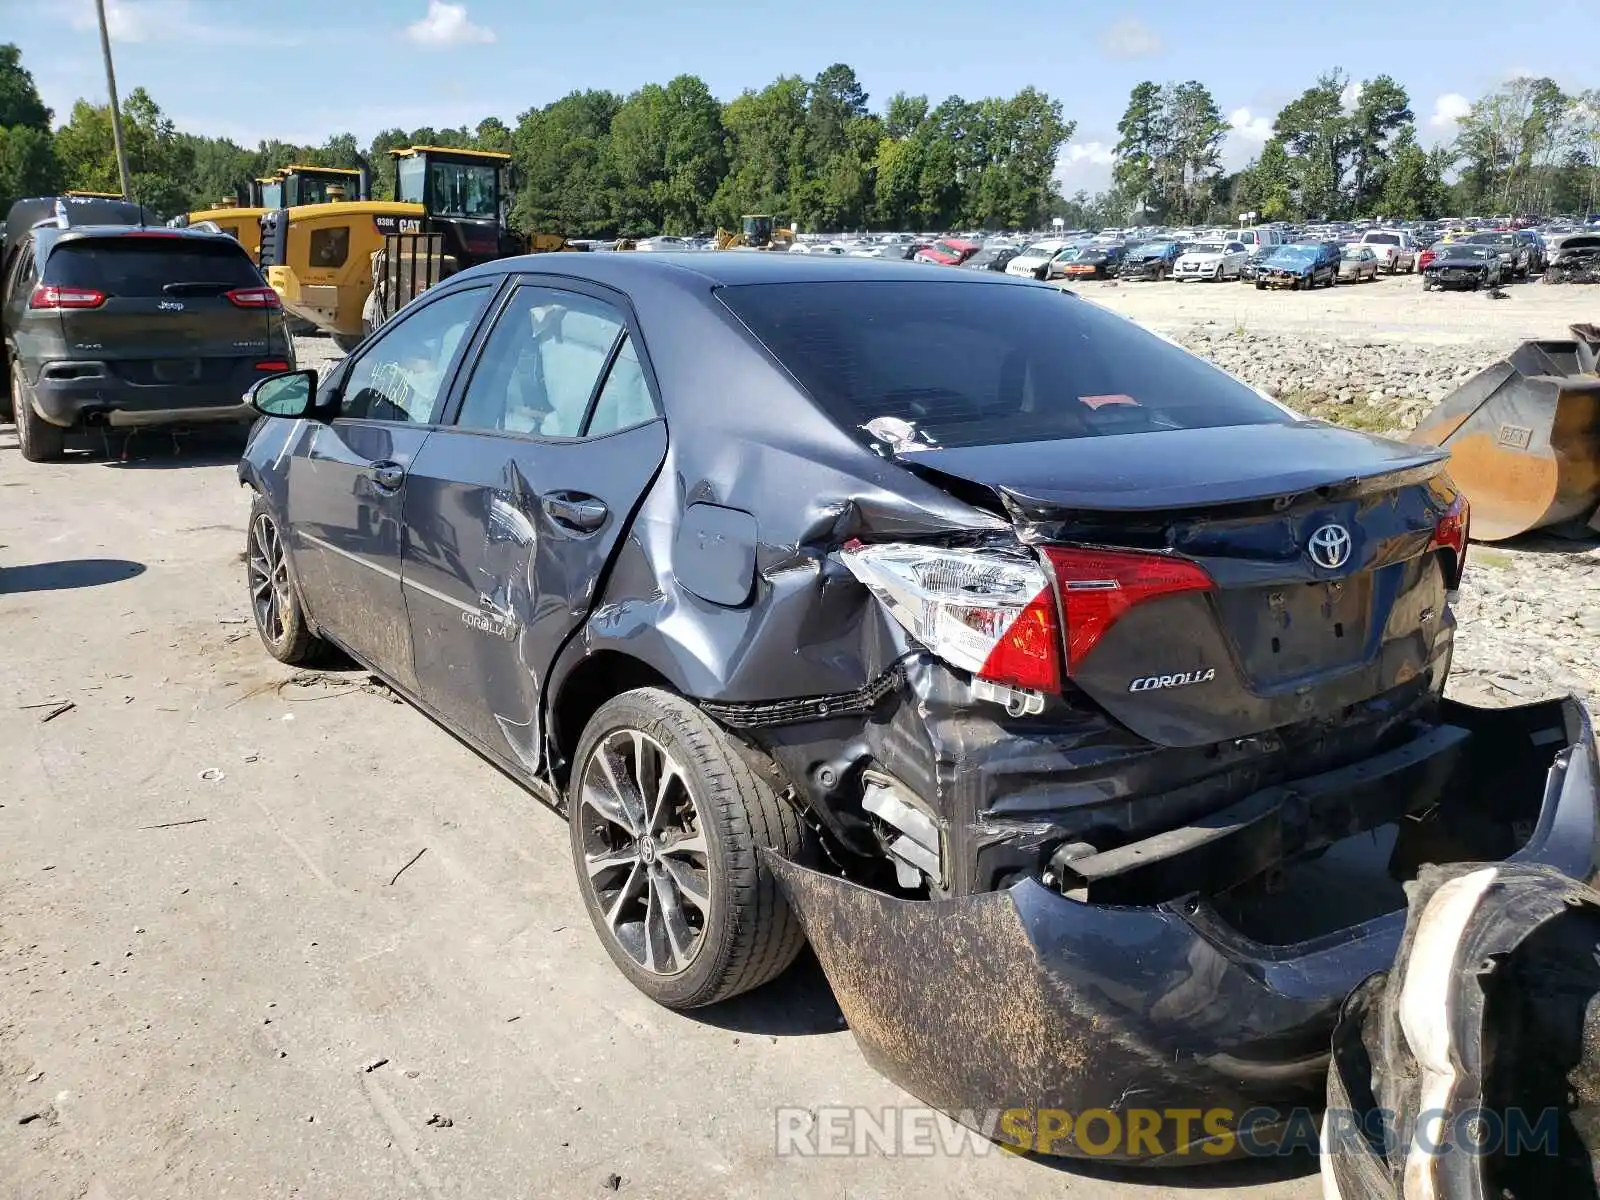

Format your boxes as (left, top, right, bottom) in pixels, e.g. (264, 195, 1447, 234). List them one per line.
(235, 254, 1600, 1163)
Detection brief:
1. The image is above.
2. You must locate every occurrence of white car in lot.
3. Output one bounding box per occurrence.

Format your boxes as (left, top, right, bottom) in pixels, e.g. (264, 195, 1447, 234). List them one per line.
(1174, 239, 1248, 281)
(1004, 239, 1071, 278)
(1358, 229, 1418, 273)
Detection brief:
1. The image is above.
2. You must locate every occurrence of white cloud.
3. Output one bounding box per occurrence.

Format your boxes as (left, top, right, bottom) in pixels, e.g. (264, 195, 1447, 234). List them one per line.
(1429, 92, 1472, 130)
(1340, 80, 1365, 114)
(1098, 17, 1163, 59)
(1228, 107, 1272, 143)
(405, 1, 495, 47)
(1065, 141, 1116, 166)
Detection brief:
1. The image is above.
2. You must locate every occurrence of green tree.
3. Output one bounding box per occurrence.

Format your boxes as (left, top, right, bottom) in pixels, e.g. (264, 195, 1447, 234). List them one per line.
(0, 43, 57, 213)
(1113, 82, 1171, 219)
(1379, 128, 1448, 218)
(711, 76, 808, 227)
(1273, 70, 1351, 218)
(1166, 81, 1226, 222)
(54, 87, 194, 215)
(511, 90, 621, 236)
(1347, 75, 1412, 213)
(884, 92, 928, 139)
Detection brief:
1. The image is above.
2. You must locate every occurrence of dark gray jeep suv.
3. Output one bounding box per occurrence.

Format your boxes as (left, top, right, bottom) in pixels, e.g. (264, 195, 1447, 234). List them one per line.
(2, 198, 292, 461)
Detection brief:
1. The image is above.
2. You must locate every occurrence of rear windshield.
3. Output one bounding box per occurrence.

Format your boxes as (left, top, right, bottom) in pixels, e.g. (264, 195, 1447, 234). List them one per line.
(1364, 232, 1400, 245)
(43, 237, 261, 297)
(718, 281, 1289, 449)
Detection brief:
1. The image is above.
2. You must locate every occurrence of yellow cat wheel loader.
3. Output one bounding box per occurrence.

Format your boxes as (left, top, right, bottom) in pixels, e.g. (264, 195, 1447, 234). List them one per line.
(169, 164, 369, 266)
(260, 146, 565, 350)
(713, 214, 795, 250)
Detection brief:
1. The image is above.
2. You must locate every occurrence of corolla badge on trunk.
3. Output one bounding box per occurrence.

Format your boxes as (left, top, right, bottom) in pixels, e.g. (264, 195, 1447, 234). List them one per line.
(1307, 523, 1353, 569)
(1128, 668, 1216, 693)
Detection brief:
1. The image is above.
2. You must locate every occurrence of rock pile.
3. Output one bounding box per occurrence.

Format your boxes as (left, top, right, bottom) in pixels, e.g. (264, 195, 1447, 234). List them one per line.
(1172, 326, 1512, 434)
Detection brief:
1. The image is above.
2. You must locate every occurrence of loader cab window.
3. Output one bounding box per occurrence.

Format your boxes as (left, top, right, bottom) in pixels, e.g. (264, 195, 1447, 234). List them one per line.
(399, 157, 500, 221)
(260, 181, 283, 209)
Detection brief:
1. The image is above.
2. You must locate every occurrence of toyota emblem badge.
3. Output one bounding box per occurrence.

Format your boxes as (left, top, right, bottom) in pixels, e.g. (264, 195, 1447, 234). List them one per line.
(1307, 523, 1353, 570)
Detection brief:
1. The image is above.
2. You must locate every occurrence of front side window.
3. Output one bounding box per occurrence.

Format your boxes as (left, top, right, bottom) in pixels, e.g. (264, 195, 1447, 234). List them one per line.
(427, 162, 498, 220)
(340, 286, 487, 423)
(396, 157, 427, 205)
(455, 285, 626, 437)
(719, 281, 1288, 450)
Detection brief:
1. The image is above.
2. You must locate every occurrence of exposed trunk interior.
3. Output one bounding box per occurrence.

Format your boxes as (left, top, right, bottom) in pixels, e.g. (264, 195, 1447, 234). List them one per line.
(1207, 700, 1571, 946)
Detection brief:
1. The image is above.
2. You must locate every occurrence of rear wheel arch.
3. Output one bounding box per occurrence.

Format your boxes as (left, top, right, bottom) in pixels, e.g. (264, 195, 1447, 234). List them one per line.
(547, 650, 676, 787)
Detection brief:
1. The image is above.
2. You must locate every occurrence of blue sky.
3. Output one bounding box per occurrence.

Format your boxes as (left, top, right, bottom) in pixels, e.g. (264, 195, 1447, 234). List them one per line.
(5, 0, 1594, 192)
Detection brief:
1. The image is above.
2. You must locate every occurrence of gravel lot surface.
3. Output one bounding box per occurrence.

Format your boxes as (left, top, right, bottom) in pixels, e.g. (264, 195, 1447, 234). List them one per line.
(1, 271, 1595, 1199)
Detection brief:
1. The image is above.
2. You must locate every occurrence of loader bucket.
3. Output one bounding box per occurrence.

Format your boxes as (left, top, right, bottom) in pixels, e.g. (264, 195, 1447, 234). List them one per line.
(1408, 335, 1600, 541)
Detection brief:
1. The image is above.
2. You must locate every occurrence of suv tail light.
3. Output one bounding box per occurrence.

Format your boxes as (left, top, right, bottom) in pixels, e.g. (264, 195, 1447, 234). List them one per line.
(1041, 546, 1214, 672)
(226, 287, 280, 309)
(29, 283, 106, 310)
(840, 543, 1061, 693)
(1429, 494, 1470, 588)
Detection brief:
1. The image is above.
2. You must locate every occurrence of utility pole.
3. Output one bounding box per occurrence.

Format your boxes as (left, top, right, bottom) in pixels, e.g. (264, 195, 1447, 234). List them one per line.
(94, 0, 133, 200)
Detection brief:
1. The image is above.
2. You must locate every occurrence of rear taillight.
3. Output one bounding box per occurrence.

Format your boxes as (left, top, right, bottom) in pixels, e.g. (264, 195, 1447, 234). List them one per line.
(254, 360, 291, 372)
(29, 283, 106, 310)
(840, 544, 1061, 693)
(226, 286, 280, 308)
(1429, 494, 1470, 587)
(1041, 546, 1214, 672)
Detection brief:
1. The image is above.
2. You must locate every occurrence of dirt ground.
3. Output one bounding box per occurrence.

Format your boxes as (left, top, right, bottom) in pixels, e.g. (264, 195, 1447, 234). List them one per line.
(3, 272, 1597, 1199)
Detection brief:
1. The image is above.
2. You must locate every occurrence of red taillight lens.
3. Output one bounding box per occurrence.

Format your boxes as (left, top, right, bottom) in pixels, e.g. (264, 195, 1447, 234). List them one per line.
(978, 586, 1061, 693)
(29, 283, 106, 310)
(254, 360, 291, 372)
(1041, 546, 1215, 672)
(226, 286, 280, 308)
(1429, 495, 1470, 587)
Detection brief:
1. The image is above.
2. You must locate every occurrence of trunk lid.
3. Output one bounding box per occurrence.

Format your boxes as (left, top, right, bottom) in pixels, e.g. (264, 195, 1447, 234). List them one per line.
(903, 425, 1459, 749)
(43, 235, 279, 372)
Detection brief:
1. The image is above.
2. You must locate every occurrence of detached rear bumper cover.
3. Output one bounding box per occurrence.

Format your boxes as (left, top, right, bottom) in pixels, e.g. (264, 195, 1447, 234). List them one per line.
(769, 696, 1599, 1164)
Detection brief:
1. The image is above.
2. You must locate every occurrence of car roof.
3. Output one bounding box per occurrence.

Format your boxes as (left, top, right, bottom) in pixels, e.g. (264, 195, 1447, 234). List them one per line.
(457, 250, 1028, 289)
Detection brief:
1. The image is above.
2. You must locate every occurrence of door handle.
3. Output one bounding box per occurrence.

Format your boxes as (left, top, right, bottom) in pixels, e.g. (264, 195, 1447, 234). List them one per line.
(542, 491, 608, 533)
(368, 460, 406, 492)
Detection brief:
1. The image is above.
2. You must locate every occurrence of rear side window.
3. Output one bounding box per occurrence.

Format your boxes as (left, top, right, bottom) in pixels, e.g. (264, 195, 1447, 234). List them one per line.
(43, 238, 262, 297)
(719, 281, 1289, 449)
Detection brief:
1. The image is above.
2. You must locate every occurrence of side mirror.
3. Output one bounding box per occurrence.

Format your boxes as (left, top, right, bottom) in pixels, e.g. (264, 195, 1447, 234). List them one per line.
(248, 369, 320, 419)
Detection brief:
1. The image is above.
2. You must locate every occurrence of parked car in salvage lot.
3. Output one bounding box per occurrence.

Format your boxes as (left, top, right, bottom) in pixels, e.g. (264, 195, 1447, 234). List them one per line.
(1, 196, 292, 462)
(1118, 239, 1186, 280)
(1357, 229, 1418, 274)
(234, 251, 1599, 1164)
(1422, 242, 1505, 290)
(1256, 241, 1342, 289)
(1174, 238, 1248, 281)
(1337, 244, 1382, 283)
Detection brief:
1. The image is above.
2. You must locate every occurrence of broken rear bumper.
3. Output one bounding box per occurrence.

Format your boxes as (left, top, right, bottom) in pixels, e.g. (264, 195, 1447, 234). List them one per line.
(769, 696, 1599, 1164)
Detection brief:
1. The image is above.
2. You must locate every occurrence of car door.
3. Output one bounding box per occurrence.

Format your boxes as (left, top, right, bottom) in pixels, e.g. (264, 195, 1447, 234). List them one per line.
(285, 283, 494, 690)
(400, 279, 668, 773)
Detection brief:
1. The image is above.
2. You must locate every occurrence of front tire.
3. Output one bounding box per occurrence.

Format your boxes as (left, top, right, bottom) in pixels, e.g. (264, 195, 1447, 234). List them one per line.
(12, 364, 65, 462)
(245, 496, 326, 665)
(569, 688, 808, 1009)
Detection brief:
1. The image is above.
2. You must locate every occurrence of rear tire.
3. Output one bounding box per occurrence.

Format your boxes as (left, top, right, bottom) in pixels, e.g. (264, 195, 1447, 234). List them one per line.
(569, 688, 809, 1009)
(12, 365, 65, 463)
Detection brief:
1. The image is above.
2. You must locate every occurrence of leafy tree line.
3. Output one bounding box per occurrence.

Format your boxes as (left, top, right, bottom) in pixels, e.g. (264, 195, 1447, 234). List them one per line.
(0, 46, 1073, 235)
(1068, 71, 1600, 229)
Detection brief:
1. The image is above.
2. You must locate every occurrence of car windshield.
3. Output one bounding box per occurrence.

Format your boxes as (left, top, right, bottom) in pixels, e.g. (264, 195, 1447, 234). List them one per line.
(1467, 232, 1515, 248)
(1190, 243, 1225, 254)
(717, 282, 1289, 450)
(1341, 247, 1366, 258)
(1132, 242, 1173, 255)
(1270, 246, 1317, 262)
(1446, 246, 1494, 260)
(1018, 243, 1058, 258)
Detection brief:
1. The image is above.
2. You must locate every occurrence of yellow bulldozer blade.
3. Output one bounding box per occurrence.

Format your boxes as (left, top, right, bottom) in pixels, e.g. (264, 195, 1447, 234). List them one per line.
(1408, 333, 1600, 542)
